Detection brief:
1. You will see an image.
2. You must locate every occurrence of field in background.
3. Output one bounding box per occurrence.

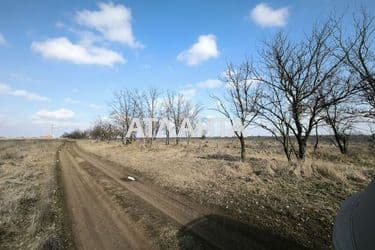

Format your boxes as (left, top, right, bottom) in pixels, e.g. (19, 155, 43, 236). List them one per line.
(78, 137, 375, 249)
(0, 140, 70, 250)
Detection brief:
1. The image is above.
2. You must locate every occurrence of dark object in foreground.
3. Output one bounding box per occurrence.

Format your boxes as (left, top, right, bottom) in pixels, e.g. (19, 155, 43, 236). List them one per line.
(334, 180, 375, 250)
(178, 214, 306, 250)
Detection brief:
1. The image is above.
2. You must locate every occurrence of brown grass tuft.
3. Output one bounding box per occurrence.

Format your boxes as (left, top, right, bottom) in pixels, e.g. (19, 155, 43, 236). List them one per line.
(0, 140, 67, 250)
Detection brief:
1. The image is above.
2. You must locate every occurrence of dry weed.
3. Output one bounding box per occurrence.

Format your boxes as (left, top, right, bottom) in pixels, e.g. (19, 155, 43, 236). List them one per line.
(0, 140, 66, 250)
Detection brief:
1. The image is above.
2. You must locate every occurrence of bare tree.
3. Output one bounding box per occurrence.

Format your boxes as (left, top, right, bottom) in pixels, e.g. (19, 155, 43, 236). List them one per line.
(313, 123, 320, 153)
(131, 89, 146, 123)
(90, 118, 117, 142)
(161, 99, 172, 145)
(102, 121, 117, 142)
(90, 118, 106, 141)
(111, 88, 160, 144)
(324, 103, 356, 154)
(211, 61, 261, 160)
(164, 92, 186, 145)
(109, 89, 136, 145)
(321, 73, 358, 155)
(143, 88, 161, 145)
(256, 80, 295, 162)
(182, 101, 203, 144)
(257, 23, 355, 166)
(336, 10, 375, 118)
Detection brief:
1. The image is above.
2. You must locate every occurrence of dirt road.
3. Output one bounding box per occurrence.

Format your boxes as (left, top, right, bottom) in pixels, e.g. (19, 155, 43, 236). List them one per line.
(58, 141, 305, 249)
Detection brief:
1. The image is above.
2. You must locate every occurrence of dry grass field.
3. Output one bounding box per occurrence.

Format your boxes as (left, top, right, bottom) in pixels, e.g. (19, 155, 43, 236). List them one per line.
(78, 137, 375, 249)
(0, 137, 373, 249)
(0, 140, 71, 250)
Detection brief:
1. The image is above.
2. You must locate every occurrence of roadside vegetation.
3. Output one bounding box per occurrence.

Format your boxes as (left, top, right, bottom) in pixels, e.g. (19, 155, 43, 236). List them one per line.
(0, 140, 71, 250)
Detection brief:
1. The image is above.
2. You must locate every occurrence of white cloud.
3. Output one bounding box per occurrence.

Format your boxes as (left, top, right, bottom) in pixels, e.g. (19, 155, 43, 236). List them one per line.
(0, 83, 49, 102)
(64, 97, 80, 104)
(179, 88, 197, 98)
(76, 2, 142, 49)
(67, 27, 104, 47)
(196, 79, 222, 89)
(31, 37, 125, 66)
(177, 34, 219, 66)
(178, 79, 222, 98)
(32, 108, 74, 122)
(0, 32, 7, 46)
(250, 3, 289, 27)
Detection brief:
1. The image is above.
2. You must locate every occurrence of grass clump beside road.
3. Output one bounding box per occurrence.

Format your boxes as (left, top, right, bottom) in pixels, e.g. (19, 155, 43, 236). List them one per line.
(0, 140, 71, 250)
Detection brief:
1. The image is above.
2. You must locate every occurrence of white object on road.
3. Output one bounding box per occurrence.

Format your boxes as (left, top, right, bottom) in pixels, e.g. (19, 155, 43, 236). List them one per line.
(127, 176, 136, 181)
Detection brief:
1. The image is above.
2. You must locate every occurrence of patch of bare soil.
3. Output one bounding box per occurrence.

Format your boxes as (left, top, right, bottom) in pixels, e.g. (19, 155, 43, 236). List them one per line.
(0, 139, 72, 250)
(59, 144, 152, 250)
(78, 138, 375, 249)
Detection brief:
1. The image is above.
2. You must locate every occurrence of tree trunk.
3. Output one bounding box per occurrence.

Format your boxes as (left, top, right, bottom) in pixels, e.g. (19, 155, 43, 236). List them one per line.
(175, 128, 179, 145)
(165, 130, 169, 145)
(186, 132, 190, 145)
(121, 134, 125, 145)
(239, 135, 246, 161)
(336, 136, 347, 154)
(282, 138, 291, 162)
(297, 138, 306, 160)
(332, 126, 348, 154)
(313, 124, 319, 153)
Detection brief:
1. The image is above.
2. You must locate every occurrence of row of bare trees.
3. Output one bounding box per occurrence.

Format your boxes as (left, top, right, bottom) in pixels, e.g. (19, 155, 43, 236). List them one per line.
(213, 11, 375, 167)
(93, 88, 203, 145)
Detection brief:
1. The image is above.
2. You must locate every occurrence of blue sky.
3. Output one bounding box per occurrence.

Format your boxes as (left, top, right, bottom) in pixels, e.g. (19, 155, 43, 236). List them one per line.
(0, 0, 373, 137)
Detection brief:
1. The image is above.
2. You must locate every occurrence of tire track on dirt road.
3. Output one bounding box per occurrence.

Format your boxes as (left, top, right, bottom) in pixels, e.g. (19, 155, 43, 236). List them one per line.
(59, 145, 153, 250)
(71, 143, 208, 225)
